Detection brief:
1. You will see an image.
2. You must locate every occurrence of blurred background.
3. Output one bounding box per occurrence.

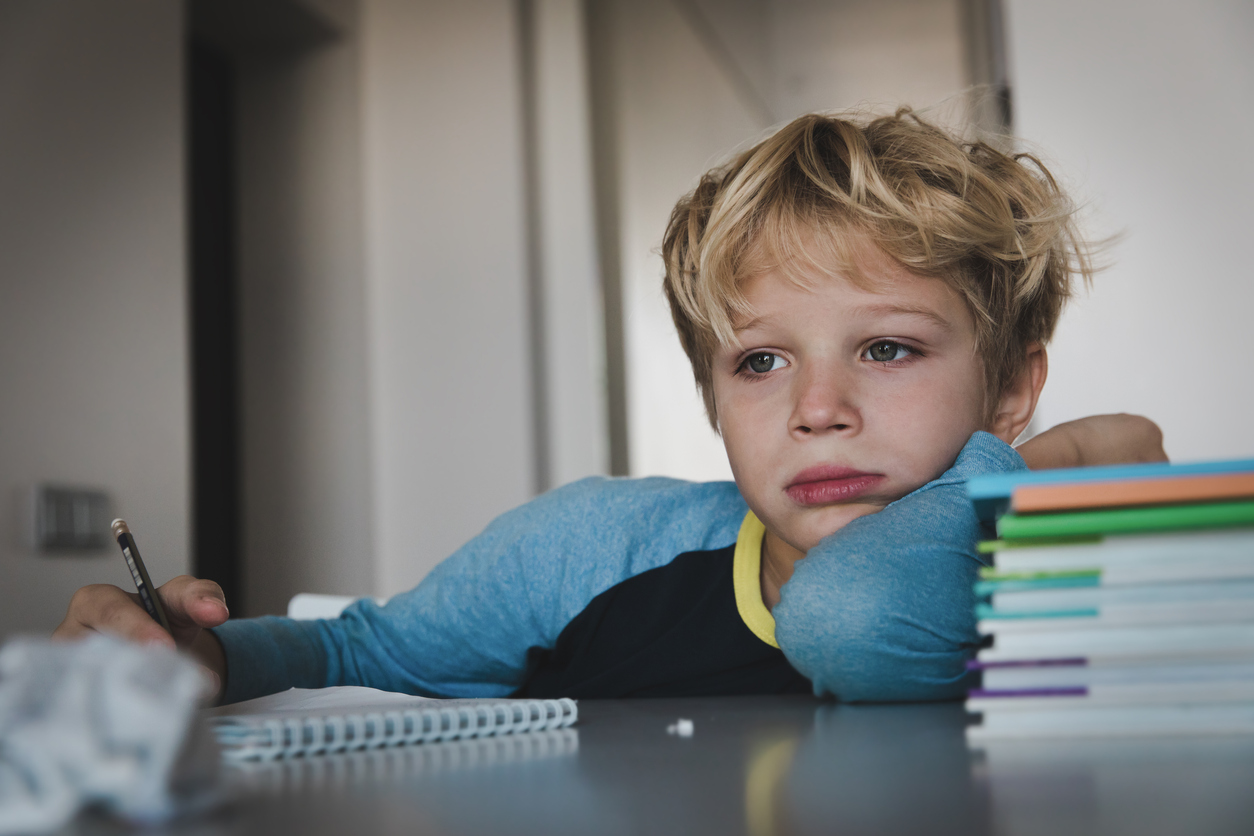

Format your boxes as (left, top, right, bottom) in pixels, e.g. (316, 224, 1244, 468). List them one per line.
(1, 0, 1251, 636)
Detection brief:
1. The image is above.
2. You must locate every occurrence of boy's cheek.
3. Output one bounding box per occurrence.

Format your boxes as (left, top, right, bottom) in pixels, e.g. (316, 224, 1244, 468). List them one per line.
(886, 394, 986, 482)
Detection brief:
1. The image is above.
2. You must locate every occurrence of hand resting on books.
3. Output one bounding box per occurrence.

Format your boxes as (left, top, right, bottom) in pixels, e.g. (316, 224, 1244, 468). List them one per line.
(1016, 413, 1167, 470)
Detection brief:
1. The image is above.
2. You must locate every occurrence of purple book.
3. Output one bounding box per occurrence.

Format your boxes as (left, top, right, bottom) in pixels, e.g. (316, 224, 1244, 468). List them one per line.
(966, 657, 1087, 671)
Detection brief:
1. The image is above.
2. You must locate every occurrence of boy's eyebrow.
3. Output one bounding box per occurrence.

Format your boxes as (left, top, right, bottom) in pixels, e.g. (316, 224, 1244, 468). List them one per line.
(732, 304, 955, 333)
(732, 315, 768, 333)
(847, 302, 954, 331)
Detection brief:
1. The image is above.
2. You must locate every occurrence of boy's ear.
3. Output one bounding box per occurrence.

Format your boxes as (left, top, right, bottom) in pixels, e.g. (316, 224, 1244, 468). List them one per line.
(989, 343, 1048, 444)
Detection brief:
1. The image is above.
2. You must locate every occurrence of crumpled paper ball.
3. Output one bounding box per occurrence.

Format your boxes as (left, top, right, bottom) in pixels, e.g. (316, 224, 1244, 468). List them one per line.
(0, 633, 220, 834)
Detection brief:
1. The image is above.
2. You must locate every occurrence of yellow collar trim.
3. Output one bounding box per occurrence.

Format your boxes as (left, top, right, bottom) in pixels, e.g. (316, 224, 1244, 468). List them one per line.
(733, 511, 778, 648)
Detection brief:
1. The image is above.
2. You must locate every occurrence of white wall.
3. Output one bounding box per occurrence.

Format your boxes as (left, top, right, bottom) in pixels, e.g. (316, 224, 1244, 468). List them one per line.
(768, 0, 969, 119)
(0, 0, 189, 638)
(235, 0, 570, 608)
(228, 0, 608, 611)
(360, 0, 536, 596)
(530, 0, 610, 489)
(605, 0, 765, 482)
(605, 0, 975, 481)
(1007, 0, 1254, 461)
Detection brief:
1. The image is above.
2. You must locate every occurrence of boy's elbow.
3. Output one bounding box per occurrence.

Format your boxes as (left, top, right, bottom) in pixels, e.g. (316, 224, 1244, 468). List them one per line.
(774, 579, 977, 703)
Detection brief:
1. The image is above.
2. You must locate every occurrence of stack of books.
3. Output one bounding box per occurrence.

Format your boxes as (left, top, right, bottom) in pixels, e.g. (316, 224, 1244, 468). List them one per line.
(962, 457, 1254, 741)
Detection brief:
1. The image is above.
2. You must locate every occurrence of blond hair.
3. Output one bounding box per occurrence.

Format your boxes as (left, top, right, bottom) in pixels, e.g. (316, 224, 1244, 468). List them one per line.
(662, 108, 1092, 428)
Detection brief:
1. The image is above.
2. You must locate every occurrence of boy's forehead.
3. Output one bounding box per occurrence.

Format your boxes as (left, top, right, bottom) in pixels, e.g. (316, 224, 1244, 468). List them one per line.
(739, 223, 923, 295)
(730, 259, 970, 335)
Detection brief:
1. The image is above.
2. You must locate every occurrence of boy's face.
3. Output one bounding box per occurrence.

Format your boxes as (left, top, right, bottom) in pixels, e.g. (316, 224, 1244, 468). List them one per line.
(712, 245, 988, 557)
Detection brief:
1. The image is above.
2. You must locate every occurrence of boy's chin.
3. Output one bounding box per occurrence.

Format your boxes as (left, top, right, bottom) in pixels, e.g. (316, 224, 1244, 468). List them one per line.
(790, 502, 886, 552)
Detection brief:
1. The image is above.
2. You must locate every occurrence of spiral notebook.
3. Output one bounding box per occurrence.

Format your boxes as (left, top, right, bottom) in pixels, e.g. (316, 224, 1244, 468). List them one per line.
(205, 686, 578, 762)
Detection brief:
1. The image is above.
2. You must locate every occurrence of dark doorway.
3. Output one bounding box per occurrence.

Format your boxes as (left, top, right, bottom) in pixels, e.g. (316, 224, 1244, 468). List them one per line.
(188, 39, 242, 611)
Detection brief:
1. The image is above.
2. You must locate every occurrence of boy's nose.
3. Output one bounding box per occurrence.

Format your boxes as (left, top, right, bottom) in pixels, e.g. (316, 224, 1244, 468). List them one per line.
(789, 363, 861, 436)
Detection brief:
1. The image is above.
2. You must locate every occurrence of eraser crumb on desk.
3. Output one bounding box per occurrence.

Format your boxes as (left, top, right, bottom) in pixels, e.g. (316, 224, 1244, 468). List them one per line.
(667, 718, 694, 737)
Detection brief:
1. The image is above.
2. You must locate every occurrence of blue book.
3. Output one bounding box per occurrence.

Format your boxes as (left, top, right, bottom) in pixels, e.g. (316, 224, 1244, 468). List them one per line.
(965, 457, 1254, 523)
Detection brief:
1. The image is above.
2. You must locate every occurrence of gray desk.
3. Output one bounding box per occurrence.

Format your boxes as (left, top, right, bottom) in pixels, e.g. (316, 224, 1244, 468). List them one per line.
(69, 696, 1254, 835)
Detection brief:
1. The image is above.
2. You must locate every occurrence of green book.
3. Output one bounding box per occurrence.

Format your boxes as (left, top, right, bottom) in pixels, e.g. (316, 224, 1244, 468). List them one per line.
(997, 500, 1254, 541)
(977, 536, 1101, 554)
(979, 567, 1102, 581)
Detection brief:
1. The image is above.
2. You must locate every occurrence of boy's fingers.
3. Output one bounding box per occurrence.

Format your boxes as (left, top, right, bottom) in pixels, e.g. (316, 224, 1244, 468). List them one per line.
(55, 584, 175, 648)
(159, 576, 229, 627)
(105, 597, 178, 648)
(188, 585, 229, 627)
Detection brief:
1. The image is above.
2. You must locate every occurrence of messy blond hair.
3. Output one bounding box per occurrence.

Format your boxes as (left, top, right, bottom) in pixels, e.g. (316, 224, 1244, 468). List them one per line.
(662, 108, 1092, 429)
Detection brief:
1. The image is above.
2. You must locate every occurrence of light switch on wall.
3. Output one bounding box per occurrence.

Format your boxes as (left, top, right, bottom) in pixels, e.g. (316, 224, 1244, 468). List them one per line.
(20, 485, 112, 553)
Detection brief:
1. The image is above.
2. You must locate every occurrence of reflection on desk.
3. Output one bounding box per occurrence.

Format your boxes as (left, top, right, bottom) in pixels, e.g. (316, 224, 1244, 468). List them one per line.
(224, 728, 580, 795)
(63, 695, 1254, 836)
(974, 736, 1254, 836)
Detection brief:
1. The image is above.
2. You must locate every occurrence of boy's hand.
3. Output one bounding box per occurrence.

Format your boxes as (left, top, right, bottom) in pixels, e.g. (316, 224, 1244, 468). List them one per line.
(53, 576, 229, 700)
(1017, 414, 1167, 470)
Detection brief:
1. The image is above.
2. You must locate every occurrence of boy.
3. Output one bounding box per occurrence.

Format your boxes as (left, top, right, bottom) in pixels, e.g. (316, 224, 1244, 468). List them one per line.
(56, 110, 1164, 703)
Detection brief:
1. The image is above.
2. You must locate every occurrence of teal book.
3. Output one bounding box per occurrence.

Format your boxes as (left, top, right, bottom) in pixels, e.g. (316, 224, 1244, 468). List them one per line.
(996, 500, 1254, 541)
(976, 576, 1099, 597)
(965, 457, 1254, 523)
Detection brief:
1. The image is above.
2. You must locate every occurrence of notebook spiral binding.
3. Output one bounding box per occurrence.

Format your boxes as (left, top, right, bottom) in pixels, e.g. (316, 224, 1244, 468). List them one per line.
(212, 698, 578, 761)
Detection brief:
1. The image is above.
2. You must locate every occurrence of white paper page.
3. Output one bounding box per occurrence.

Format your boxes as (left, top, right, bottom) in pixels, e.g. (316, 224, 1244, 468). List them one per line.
(205, 686, 439, 719)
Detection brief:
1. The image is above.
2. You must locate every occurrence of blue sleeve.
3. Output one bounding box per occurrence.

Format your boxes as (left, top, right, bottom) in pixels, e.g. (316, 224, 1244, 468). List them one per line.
(772, 431, 1025, 702)
(212, 476, 746, 704)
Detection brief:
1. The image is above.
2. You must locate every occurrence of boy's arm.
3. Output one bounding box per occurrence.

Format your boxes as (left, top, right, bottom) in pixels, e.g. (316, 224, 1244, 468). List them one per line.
(772, 431, 1022, 702)
(210, 477, 746, 704)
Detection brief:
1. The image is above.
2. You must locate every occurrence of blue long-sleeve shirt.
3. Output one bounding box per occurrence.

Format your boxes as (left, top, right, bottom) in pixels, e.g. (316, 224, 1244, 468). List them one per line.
(213, 431, 1023, 703)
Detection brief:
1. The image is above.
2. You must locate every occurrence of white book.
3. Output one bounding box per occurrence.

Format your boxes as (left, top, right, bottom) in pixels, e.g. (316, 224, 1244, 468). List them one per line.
(993, 559, 1254, 588)
(206, 686, 578, 761)
(966, 702, 1254, 741)
(980, 659, 1254, 691)
(989, 579, 1254, 613)
(988, 529, 1254, 574)
(978, 601, 1254, 634)
(977, 623, 1254, 663)
(969, 681, 1254, 711)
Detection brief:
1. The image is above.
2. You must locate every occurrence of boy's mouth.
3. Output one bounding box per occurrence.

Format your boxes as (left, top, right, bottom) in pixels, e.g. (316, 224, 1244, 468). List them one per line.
(786, 466, 885, 506)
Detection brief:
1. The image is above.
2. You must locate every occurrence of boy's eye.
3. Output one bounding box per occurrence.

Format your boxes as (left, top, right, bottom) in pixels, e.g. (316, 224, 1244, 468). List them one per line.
(864, 341, 911, 362)
(743, 352, 788, 374)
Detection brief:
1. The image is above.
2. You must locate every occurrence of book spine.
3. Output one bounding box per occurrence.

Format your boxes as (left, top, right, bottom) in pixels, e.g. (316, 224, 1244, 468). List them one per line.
(978, 627, 1254, 665)
(981, 660, 1254, 691)
(1011, 472, 1254, 514)
(987, 544, 1254, 575)
(978, 603, 1254, 634)
(966, 703, 1254, 742)
(996, 500, 1254, 540)
(966, 457, 1254, 507)
(969, 681, 1254, 711)
(982, 561, 1254, 590)
(966, 458, 1254, 524)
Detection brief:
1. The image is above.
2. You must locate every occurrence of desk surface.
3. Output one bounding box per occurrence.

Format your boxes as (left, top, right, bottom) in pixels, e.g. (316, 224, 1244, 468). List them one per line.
(71, 696, 1254, 836)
